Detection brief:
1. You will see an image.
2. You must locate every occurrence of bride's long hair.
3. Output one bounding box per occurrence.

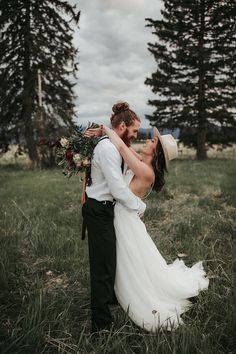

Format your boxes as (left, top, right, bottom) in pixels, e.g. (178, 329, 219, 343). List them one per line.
(152, 140, 167, 193)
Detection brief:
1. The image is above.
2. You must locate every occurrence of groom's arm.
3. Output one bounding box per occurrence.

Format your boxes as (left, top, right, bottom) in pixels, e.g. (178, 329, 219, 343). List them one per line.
(98, 141, 146, 214)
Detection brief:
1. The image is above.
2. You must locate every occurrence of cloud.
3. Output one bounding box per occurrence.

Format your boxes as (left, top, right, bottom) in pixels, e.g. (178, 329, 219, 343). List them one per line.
(73, 0, 162, 127)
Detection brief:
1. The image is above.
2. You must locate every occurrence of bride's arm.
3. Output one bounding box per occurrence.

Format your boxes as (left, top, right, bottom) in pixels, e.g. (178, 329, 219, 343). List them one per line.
(129, 147, 142, 160)
(102, 125, 154, 182)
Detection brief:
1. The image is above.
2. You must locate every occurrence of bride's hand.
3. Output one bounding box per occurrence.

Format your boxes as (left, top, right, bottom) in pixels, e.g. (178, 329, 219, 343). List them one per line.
(84, 126, 103, 138)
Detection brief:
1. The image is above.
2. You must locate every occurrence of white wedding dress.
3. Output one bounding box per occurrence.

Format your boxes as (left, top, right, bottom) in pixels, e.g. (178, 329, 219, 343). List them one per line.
(114, 170, 209, 331)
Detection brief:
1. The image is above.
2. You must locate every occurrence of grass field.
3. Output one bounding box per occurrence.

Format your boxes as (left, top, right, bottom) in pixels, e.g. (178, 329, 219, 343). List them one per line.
(0, 159, 235, 354)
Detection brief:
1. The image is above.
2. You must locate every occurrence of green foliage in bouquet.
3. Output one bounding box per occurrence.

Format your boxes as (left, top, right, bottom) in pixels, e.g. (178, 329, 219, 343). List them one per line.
(56, 123, 100, 178)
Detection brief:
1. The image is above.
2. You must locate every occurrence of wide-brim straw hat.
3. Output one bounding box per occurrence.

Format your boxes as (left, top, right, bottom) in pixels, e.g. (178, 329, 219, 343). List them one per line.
(153, 127, 178, 171)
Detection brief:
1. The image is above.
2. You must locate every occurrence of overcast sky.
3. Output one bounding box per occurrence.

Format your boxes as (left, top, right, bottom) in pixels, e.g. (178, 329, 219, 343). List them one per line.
(73, 0, 162, 128)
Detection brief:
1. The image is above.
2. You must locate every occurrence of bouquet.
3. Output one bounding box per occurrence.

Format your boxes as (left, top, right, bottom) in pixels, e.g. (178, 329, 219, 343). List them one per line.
(56, 123, 100, 179)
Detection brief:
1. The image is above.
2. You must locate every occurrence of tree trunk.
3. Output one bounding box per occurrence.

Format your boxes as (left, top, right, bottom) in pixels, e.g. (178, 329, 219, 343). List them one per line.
(197, 127, 207, 159)
(24, 113, 38, 167)
(196, 0, 207, 160)
(22, 0, 38, 167)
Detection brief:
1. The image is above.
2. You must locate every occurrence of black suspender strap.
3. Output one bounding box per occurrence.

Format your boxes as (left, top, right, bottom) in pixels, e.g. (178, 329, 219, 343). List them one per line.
(98, 136, 109, 142)
(121, 157, 124, 173)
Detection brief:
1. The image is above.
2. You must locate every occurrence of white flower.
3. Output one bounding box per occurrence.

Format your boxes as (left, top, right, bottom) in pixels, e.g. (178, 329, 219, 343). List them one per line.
(73, 153, 82, 163)
(82, 159, 90, 167)
(60, 138, 69, 148)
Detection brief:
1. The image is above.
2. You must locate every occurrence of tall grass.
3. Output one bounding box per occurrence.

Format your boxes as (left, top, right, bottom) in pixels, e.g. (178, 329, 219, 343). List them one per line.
(0, 159, 235, 354)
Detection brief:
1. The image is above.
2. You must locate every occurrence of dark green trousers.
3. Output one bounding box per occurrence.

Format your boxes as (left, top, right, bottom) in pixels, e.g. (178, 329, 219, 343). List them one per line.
(82, 198, 116, 332)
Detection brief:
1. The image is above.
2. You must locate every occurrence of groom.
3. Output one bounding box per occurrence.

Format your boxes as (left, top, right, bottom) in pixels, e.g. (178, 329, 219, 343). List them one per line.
(82, 103, 146, 333)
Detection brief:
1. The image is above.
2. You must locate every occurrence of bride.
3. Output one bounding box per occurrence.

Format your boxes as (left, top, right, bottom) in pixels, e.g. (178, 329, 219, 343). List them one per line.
(98, 124, 209, 331)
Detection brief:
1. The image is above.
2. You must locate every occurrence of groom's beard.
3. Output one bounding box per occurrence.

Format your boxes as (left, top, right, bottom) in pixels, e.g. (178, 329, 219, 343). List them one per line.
(121, 129, 133, 147)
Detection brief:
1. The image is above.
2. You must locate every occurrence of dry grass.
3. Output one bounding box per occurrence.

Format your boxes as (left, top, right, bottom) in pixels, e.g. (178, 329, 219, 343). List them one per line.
(133, 142, 236, 160)
(0, 159, 235, 353)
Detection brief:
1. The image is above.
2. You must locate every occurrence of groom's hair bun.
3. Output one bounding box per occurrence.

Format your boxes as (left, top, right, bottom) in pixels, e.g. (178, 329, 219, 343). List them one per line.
(112, 101, 130, 115)
(110, 101, 140, 128)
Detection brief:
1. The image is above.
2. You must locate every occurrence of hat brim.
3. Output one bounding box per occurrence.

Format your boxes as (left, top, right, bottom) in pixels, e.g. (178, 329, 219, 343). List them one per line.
(153, 127, 169, 171)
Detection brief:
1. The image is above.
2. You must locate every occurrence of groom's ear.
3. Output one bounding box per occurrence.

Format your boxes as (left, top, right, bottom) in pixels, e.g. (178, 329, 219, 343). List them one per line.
(119, 121, 126, 131)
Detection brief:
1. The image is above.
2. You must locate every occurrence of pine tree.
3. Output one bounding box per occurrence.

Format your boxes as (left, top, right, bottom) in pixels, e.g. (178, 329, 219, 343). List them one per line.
(0, 0, 80, 166)
(145, 0, 236, 159)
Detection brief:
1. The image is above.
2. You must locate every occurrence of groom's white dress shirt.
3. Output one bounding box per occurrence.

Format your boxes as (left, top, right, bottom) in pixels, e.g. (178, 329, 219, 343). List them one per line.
(86, 138, 146, 214)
